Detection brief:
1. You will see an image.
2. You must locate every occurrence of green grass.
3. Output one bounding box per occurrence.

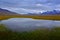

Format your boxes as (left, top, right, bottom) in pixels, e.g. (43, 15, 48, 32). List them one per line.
(0, 24, 60, 40)
(0, 24, 8, 31)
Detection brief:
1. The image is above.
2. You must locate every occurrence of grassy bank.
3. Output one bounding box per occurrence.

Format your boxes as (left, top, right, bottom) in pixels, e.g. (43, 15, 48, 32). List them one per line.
(0, 24, 60, 40)
(0, 15, 60, 20)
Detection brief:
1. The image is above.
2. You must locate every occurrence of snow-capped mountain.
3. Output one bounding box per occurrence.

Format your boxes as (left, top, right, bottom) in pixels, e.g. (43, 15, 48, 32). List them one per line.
(27, 10, 60, 15)
(41, 10, 60, 15)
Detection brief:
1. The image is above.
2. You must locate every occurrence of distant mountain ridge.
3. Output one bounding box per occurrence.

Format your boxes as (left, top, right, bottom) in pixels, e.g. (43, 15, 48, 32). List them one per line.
(0, 8, 19, 16)
(41, 10, 60, 15)
(27, 10, 60, 15)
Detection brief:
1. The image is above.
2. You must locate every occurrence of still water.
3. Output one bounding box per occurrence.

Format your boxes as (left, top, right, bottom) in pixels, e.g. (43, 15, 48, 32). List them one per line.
(1, 18, 60, 31)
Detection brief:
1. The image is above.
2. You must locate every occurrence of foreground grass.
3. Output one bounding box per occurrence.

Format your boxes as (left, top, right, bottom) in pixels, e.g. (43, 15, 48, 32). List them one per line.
(0, 24, 8, 31)
(0, 24, 60, 40)
(0, 15, 60, 20)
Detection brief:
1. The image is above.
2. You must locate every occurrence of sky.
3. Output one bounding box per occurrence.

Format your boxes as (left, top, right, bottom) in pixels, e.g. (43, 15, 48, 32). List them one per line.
(0, 0, 60, 14)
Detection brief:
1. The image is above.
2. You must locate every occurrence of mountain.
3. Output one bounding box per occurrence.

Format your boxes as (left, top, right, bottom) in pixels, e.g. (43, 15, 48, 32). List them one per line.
(26, 10, 60, 15)
(27, 13, 38, 15)
(0, 8, 19, 16)
(26, 12, 41, 15)
(41, 10, 60, 15)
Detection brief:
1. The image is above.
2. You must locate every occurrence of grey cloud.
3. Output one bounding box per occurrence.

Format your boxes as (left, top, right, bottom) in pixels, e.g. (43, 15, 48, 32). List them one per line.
(0, 0, 60, 14)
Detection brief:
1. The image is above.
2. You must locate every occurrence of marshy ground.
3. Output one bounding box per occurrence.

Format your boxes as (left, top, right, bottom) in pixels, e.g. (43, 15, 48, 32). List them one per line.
(0, 24, 60, 40)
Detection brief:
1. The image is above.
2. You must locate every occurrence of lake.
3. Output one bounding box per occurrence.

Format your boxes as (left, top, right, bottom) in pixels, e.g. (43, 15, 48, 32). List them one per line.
(1, 18, 60, 32)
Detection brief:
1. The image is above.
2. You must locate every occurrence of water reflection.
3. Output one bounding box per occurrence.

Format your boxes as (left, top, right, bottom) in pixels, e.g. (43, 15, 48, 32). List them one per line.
(1, 18, 60, 31)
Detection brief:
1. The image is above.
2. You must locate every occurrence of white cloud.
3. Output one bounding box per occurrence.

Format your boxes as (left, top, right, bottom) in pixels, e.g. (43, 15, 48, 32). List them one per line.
(19, 8, 44, 13)
(36, 4, 43, 6)
(2, 7, 45, 14)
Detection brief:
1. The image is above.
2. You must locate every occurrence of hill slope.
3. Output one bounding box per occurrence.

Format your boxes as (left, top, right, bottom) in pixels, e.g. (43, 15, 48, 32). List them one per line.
(0, 8, 19, 16)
